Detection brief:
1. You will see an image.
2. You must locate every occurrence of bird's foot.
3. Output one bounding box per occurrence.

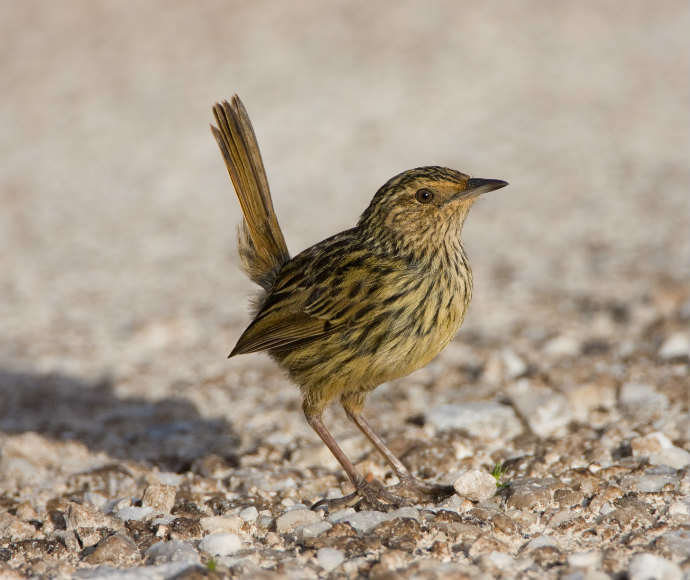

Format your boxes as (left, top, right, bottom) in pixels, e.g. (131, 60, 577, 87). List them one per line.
(391, 476, 455, 502)
(311, 479, 413, 513)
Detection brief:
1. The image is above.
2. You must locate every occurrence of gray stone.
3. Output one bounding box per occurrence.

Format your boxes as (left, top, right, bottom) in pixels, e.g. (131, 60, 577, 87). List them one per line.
(506, 477, 564, 511)
(74, 562, 192, 579)
(619, 472, 679, 493)
(525, 535, 560, 550)
(66, 502, 117, 529)
(84, 532, 141, 566)
(619, 382, 668, 412)
(146, 540, 200, 565)
(389, 507, 421, 522)
(655, 530, 690, 559)
(296, 520, 332, 542)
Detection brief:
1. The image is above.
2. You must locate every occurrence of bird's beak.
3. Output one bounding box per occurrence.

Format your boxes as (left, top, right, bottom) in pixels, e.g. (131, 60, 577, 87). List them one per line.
(453, 178, 508, 202)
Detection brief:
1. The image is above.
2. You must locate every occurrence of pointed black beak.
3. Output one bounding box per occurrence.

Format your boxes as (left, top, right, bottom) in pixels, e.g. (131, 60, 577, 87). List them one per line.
(466, 178, 509, 195)
(450, 178, 508, 203)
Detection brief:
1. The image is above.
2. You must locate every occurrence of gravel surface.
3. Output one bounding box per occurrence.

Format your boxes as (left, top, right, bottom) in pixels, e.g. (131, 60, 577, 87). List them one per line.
(1, 1, 689, 579)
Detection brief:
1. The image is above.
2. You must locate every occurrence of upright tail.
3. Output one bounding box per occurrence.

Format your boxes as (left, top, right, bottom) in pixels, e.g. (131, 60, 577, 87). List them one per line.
(211, 96, 290, 291)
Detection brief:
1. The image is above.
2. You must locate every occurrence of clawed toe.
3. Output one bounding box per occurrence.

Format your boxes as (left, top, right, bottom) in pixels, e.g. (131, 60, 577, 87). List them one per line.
(392, 477, 455, 501)
(311, 479, 412, 513)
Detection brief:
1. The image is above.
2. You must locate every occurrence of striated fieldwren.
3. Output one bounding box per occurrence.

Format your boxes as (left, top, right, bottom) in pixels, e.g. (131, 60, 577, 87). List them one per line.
(211, 95, 508, 511)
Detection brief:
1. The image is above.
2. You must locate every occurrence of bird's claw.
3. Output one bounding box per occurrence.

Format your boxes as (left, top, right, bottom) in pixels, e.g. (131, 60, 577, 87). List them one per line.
(311, 479, 413, 513)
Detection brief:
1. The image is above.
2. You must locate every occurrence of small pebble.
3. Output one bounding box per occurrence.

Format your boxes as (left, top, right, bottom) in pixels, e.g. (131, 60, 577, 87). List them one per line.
(198, 533, 242, 556)
(146, 540, 200, 565)
(619, 382, 668, 411)
(329, 509, 391, 534)
(502, 348, 528, 379)
(658, 332, 690, 360)
(568, 551, 602, 568)
(296, 520, 332, 541)
(316, 547, 345, 572)
(453, 469, 497, 502)
(628, 553, 682, 580)
(276, 508, 321, 533)
(239, 506, 258, 522)
(525, 536, 559, 550)
(141, 483, 177, 513)
(115, 506, 154, 522)
(649, 447, 690, 469)
(543, 335, 580, 357)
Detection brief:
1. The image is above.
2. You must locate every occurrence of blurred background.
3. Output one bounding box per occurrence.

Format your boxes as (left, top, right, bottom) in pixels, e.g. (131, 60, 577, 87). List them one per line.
(1, 1, 688, 448)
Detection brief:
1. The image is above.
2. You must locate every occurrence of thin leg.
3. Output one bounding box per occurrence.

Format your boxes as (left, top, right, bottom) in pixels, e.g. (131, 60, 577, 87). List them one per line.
(305, 414, 365, 489)
(304, 413, 411, 512)
(343, 409, 455, 500)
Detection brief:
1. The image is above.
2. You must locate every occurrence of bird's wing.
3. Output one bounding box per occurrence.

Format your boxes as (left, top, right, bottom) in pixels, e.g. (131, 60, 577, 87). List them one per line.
(229, 236, 414, 356)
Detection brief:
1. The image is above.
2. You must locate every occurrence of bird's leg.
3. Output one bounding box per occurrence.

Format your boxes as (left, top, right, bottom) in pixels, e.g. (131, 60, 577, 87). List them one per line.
(342, 405, 455, 501)
(304, 410, 411, 512)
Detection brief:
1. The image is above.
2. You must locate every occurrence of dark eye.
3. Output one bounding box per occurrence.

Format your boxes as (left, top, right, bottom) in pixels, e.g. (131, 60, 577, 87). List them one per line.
(415, 188, 434, 204)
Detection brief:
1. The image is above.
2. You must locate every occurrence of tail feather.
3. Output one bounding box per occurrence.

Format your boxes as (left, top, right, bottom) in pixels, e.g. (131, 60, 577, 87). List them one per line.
(211, 96, 290, 290)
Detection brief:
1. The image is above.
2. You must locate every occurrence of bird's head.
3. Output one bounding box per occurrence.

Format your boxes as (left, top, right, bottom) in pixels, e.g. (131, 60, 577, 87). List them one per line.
(358, 166, 507, 252)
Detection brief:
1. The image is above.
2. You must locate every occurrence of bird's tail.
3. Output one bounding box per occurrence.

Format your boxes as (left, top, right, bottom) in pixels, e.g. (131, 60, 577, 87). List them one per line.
(211, 96, 290, 291)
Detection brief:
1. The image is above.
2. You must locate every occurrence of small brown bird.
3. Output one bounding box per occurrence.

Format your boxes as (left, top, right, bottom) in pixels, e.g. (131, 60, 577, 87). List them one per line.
(211, 96, 507, 511)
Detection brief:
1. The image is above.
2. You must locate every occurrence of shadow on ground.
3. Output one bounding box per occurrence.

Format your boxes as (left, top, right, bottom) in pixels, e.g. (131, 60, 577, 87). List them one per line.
(0, 370, 239, 472)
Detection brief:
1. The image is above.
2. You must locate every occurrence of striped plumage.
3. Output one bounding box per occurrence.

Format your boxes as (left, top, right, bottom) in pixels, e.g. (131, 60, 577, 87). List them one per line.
(211, 96, 507, 510)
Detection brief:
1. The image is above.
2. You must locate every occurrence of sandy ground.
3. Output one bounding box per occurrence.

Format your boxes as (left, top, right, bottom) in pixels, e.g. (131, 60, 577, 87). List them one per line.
(1, 1, 689, 579)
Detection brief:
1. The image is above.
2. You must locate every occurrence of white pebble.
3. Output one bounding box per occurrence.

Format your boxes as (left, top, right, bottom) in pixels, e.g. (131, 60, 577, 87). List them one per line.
(502, 348, 528, 379)
(659, 332, 690, 360)
(543, 335, 580, 357)
(329, 509, 390, 534)
(453, 469, 496, 502)
(650, 447, 690, 469)
(526, 536, 559, 550)
(628, 553, 682, 580)
(667, 502, 689, 517)
(276, 508, 321, 532)
(316, 547, 345, 572)
(115, 506, 154, 521)
(199, 533, 242, 556)
(619, 382, 668, 410)
(239, 506, 258, 522)
(296, 521, 332, 541)
(568, 551, 602, 568)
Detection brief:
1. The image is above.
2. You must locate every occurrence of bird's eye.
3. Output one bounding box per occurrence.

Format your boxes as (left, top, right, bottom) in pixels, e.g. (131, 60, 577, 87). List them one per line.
(415, 188, 434, 204)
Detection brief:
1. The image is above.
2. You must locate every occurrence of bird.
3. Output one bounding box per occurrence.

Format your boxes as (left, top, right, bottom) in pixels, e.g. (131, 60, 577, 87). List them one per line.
(210, 95, 508, 511)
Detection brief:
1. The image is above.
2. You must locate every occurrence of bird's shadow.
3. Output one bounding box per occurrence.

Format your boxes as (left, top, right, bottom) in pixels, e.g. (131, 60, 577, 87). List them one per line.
(0, 369, 239, 472)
